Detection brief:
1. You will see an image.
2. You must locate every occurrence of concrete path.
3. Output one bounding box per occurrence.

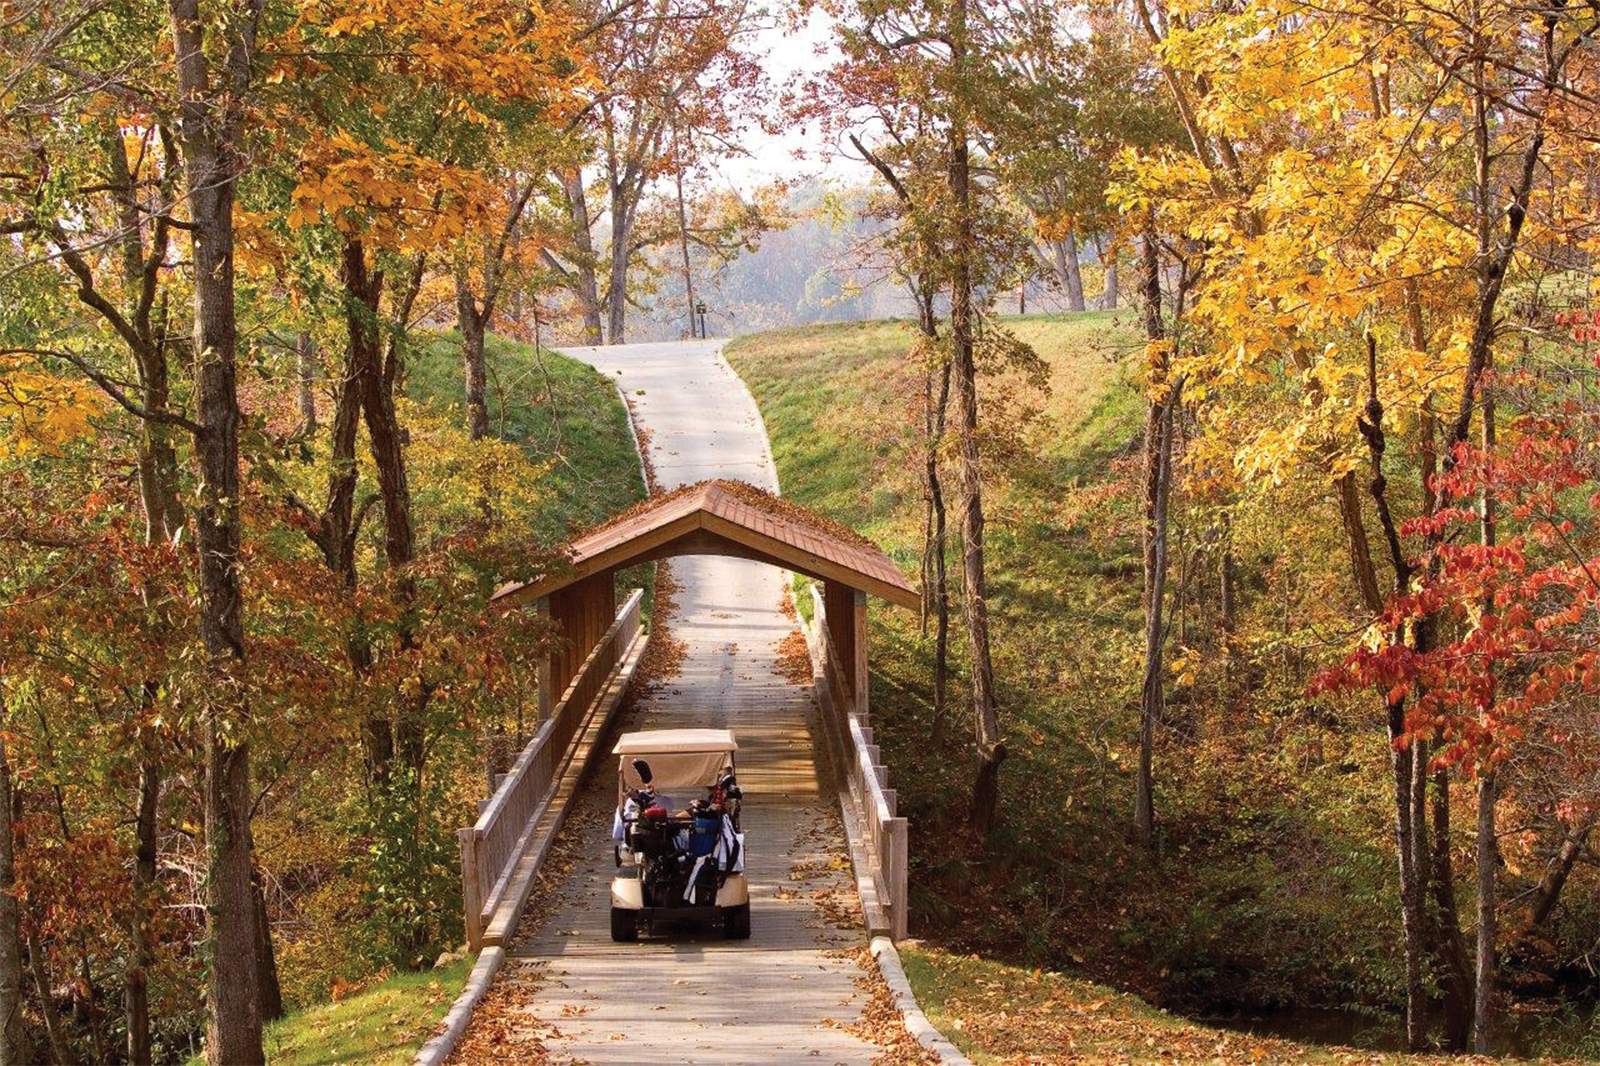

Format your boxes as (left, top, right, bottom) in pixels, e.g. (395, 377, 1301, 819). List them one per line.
(475, 340, 879, 1064)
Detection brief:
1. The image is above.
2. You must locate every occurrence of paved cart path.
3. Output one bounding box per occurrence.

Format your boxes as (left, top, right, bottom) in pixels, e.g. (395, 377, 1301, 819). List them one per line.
(467, 340, 878, 1064)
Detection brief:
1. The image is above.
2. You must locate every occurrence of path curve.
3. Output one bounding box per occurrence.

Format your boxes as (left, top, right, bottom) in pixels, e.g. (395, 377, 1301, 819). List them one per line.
(459, 340, 880, 1064)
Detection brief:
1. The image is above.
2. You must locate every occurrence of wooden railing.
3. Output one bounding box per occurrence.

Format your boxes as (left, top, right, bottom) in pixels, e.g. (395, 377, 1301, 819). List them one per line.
(802, 583, 909, 940)
(459, 588, 644, 948)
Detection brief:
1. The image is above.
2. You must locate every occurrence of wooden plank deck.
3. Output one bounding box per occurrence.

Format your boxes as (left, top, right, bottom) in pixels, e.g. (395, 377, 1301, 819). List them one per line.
(448, 340, 880, 1064)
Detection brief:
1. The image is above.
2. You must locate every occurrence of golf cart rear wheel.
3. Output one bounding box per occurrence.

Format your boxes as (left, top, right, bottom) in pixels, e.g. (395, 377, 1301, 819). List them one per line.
(610, 906, 638, 942)
(723, 902, 751, 940)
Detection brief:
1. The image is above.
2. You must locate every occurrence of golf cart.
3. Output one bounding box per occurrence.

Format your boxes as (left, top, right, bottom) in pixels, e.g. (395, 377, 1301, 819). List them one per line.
(610, 728, 750, 941)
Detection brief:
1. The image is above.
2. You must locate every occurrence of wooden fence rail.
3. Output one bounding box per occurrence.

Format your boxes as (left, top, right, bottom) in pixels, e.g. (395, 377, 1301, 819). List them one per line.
(460, 588, 644, 949)
(802, 583, 909, 940)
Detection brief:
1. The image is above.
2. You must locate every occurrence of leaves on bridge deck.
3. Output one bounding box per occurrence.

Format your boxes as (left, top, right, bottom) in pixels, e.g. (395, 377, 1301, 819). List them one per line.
(825, 947, 940, 1065)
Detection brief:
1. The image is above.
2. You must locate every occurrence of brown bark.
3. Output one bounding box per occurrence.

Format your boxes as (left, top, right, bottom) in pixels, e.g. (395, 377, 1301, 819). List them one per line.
(1055, 231, 1086, 312)
(1474, 770, 1497, 1053)
(252, 870, 283, 1022)
(1336, 473, 1384, 615)
(456, 180, 532, 439)
(1099, 242, 1118, 310)
(0, 742, 30, 1066)
(342, 240, 425, 773)
(1472, 345, 1498, 1055)
(1429, 764, 1475, 1051)
(166, 0, 266, 1056)
(103, 128, 184, 544)
(125, 750, 160, 1064)
(947, 2, 1005, 838)
(606, 224, 631, 344)
(1358, 337, 1427, 1051)
(926, 358, 951, 731)
(1524, 810, 1597, 930)
(1133, 224, 1177, 846)
(558, 169, 604, 345)
(297, 333, 318, 434)
(456, 278, 490, 440)
(673, 133, 698, 339)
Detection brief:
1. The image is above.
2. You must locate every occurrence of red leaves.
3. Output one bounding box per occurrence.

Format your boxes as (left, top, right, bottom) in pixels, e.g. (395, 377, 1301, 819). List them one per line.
(1317, 415, 1600, 775)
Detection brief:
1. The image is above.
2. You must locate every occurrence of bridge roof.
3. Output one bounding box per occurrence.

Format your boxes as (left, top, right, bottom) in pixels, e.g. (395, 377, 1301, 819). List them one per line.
(492, 479, 918, 610)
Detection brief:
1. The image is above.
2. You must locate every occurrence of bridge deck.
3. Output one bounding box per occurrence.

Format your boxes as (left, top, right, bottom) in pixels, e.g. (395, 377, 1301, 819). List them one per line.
(449, 340, 879, 1064)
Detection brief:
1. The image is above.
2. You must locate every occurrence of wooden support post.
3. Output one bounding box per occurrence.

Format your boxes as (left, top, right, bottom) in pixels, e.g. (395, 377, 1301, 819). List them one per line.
(536, 596, 552, 723)
(460, 827, 484, 950)
(886, 816, 908, 940)
(852, 589, 869, 719)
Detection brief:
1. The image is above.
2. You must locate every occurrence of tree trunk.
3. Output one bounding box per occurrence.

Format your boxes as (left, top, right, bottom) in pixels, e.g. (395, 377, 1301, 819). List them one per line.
(125, 752, 160, 1064)
(1386, 705, 1428, 1050)
(1133, 224, 1175, 846)
(604, 162, 636, 345)
(167, 0, 265, 1055)
(456, 281, 490, 440)
(673, 143, 697, 339)
(1523, 810, 1598, 930)
(560, 168, 604, 344)
(1474, 770, 1497, 1053)
(0, 742, 30, 1066)
(297, 333, 318, 434)
(1136, 380, 1180, 845)
(929, 363, 951, 733)
(1429, 764, 1475, 1051)
(947, 2, 1005, 839)
(1057, 231, 1086, 312)
(252, 870, 283, 1022)
(919, 301, 952, 732)
(1358, 339, 1428, 1052)
(1219, 510, 1238, 702)
(1472, 347, 1498, 1055)
(1099, 240, 1118, 309)
(342, 240, 424, 772)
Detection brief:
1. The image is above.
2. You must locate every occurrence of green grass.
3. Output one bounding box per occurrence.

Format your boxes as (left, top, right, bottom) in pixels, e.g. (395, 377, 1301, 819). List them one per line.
(188, 959, 472, 1066)
(410, 331, 645, 542)
(897, 946, 1469, 1064)
(726, 312, 1407, 1027)
(243, 333, 646, 1063)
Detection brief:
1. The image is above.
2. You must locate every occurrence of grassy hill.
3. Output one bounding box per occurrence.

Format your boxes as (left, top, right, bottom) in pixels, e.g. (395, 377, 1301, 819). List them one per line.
(725, 314, 1600, 1060)
(253, 333, 645, 1063)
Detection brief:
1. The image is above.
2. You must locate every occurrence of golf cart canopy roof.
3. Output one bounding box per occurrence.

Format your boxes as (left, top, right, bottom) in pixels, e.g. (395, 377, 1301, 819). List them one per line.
(613, 729, 737, 755)
(614, 729, 737, 801)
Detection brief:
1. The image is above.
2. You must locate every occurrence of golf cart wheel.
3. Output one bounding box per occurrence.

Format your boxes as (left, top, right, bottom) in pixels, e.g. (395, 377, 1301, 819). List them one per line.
(610, 907, 639, 942)
(723, 902, 751, 940)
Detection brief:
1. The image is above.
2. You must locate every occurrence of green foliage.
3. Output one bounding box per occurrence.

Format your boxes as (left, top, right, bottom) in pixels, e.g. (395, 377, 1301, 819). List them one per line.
(188, 959, 473, 1066)
(409, 332, 645, 538)
(728, 314, 1408, 1014)
(347, 765, 464, 971)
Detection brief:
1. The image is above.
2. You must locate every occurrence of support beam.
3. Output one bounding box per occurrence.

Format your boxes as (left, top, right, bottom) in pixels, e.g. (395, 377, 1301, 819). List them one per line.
(535, 596, 552, 722)
(852, 588, 869, 719)
(824, 580, 856, 704)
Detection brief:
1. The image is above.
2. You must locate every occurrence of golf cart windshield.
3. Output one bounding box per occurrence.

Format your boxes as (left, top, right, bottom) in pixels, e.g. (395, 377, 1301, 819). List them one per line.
(614, 728, 737, 803)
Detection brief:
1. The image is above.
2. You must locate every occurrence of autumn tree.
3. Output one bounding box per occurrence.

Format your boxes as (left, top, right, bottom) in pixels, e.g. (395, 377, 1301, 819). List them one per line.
(551, 0, 769, 343)
(1119, 0, 1598, 1044)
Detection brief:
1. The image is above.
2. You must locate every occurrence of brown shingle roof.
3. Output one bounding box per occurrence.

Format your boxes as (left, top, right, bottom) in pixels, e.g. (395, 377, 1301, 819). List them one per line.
(493, 480, 917, 609)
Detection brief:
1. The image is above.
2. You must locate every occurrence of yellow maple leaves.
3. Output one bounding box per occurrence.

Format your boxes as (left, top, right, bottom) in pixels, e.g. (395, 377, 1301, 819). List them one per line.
(287, 133, 497, 250)
(0, 359, 104, 458)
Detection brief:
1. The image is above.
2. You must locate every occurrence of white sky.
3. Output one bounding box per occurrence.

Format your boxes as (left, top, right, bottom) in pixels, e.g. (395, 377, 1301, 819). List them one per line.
(718, 8, 860, 192)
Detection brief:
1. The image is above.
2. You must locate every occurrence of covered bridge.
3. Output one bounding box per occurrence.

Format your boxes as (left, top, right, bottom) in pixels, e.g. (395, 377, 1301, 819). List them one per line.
(492, 478, 918, 721)
(459, 479, 918, 952)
